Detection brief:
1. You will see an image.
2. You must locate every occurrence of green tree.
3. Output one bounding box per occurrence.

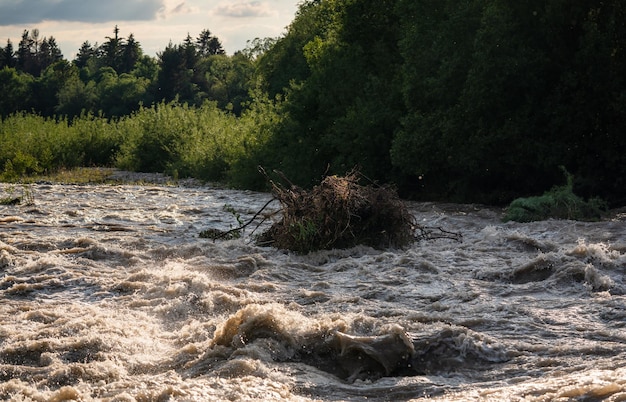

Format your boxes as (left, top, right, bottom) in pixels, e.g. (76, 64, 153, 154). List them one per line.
(255, 1, 327, 97)
(183, 33, 198, 69)
(98, 72, 150, 117)
(155, 42, 196, 103)
(390, 0, 485, 199)
(56, 75, 97, 117)
(0, 67, 34, 116)
(102, 25, 124, 71)
(196, 29, 225, 57)
(455, 0, 558, 200)
(544, 0, 626, 203)
(74, 41, 96, 69)
(119, 33, 141, 73)
(240, 37, 277, 61)
(4, 40, 16, 68)
(32, 60, 77, 116)
(193, 53, 254, 113)
(391, 0, 626, 204)
(0, 39, 16, 68)
(131, 54, 158, 80)
(38, 36, 63, 71)
(14, 29, 62, 77)
(17, 29, 37, 75)
(318, 0, 403, 179)
(250, 0, 404, 186)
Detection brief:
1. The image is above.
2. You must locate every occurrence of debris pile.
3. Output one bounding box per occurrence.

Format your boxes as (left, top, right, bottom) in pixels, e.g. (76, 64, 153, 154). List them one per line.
(256, 170, 417, 253)
(201, 169, 462, 252)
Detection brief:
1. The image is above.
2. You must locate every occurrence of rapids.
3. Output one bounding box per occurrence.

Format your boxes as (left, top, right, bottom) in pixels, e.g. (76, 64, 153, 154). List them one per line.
(0, 182, 624, 401)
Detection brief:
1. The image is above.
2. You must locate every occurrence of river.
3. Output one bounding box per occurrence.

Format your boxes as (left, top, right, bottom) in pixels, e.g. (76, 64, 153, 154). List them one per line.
(1, 182, 624, 401)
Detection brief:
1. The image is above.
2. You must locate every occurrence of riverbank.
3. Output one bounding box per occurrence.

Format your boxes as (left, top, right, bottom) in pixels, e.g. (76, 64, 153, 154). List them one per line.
(2, 167, 204, 186)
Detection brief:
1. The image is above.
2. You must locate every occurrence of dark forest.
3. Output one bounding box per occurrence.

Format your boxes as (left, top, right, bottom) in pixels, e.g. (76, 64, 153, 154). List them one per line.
(1, 0, 625, 207)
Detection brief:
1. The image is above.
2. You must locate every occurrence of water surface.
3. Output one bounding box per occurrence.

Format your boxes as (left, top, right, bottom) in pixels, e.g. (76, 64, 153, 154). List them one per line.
(1, 183, 625, 401)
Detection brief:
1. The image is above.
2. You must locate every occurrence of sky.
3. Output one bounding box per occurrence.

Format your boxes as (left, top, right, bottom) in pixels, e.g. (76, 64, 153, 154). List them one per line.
(0, 0, 300, 58)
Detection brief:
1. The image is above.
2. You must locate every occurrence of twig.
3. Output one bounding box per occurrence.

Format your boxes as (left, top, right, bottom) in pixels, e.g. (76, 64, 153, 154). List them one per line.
(205, 197, 278, 241)
(415, 226, 463, 242)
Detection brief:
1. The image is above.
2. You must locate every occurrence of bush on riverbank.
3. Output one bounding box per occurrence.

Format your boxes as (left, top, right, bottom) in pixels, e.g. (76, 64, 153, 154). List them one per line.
(0, 112, 122, 181)
(115, 101, 239, 180)
(0, 98, 275, 184)
(503, 170, 607, 222)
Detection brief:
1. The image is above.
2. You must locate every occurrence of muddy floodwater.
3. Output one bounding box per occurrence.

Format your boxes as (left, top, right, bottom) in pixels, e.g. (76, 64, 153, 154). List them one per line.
(0, 182, 625, 401)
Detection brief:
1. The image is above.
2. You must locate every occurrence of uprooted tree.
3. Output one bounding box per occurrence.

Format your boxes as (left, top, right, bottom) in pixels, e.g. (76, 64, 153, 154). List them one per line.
(201, 168, 461, 253)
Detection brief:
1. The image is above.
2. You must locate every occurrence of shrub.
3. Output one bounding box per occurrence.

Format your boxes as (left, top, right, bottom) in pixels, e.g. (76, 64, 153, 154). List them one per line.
(503, 169, 607, 222)
(116, 101, 254, 182)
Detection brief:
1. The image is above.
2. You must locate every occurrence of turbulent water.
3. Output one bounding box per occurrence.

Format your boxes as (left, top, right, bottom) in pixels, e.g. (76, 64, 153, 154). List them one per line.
(0, 181, 624, 401)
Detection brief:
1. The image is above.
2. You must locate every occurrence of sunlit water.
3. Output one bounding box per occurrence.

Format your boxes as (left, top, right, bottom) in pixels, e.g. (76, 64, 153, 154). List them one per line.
(1, 182, 624, 401)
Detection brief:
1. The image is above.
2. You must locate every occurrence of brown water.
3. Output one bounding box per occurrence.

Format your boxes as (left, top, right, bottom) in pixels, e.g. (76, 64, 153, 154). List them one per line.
(1, 183, 625, 401)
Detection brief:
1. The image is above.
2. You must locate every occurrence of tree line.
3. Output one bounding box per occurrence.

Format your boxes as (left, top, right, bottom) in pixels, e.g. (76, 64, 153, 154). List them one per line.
(1, 0, 625, 207)
(243, 0, 626, 206)
(0, 25, 253, 118)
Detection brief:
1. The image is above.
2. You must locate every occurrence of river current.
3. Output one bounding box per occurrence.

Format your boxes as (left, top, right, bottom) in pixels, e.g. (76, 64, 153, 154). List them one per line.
(0, 182, 624, 401)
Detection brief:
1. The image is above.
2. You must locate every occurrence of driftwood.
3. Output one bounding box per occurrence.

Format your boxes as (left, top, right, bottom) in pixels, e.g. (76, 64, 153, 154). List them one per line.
(200, 198, 277, 240)
(201, 168, 461, 252)
(257, 169, 415, 252)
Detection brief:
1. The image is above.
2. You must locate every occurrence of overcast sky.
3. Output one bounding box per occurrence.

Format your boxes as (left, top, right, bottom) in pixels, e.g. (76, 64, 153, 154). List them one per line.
(0, 0, 300, 58)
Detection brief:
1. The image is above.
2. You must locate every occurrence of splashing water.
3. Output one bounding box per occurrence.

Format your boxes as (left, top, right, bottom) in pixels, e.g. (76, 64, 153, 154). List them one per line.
(1, 183, 624, 401)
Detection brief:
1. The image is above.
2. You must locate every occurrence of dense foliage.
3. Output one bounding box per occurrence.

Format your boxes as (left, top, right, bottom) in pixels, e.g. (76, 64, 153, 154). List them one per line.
(1, 1, 625, 207)
(249, 0, 625, 206)
(0, 98, 277, 183)
(392, 0, 626, 205)
(0, 26, 251, 118)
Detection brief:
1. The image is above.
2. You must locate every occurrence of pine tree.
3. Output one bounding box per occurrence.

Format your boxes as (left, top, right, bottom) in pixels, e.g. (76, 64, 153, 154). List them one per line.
(74, 41, 95, 69)
(196, 29, 225, 57)
(120, 33, 142, 73)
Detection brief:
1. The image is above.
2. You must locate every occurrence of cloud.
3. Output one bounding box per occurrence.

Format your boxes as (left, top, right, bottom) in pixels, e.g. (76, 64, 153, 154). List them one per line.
(157, 0, 199, 20)
(0, 0, 164, 25)
(172, 2, 188, 14)
(214, 1, 274, 18)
